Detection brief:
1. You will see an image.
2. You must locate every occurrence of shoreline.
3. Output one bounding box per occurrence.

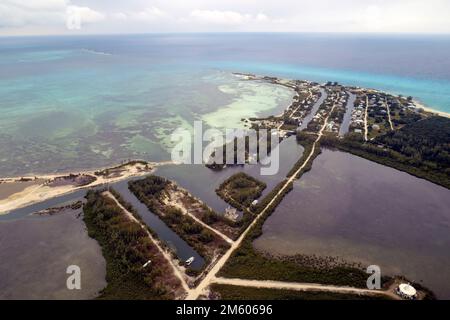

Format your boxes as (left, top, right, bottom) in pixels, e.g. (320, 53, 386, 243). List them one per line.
(236, 72, 450, 119)
(0, 158, 172, 181)
(0, 160, 177, 216)
(413, 99, 450, 118)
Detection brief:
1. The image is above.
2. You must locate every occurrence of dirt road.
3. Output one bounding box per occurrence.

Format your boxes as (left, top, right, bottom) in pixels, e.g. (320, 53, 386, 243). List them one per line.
(212, 277, 394, 298)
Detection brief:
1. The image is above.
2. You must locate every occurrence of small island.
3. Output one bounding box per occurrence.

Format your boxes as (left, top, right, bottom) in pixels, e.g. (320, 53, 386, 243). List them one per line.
(216, 172, 266, 211)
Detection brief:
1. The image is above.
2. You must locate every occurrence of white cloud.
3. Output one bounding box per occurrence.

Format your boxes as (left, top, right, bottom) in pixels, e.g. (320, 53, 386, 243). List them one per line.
(0, 0, 66, 27)
(66, 6, 105, 25)
(347, 1, 450, 33)
(66, 5, 104, 24)
(4, 0, 68, 11)
(256, 13, 269, 22)
(110, 7, 167, 22)
(110, 12, 127, 21)
(131, 6, 167, 21)
(1, 0, 450, 34)
(190, 10, 250, 25)
(0, 0, 104, 29)
(189, 9, 271, 26)
(361, 5, 383, 31)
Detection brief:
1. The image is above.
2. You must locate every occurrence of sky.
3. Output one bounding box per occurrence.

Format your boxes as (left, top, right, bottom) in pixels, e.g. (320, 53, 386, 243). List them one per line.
(1, 0, 450, 36)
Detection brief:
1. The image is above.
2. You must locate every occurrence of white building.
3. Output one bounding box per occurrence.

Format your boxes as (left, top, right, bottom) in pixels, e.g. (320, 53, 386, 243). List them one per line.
(396, 283, 417, 300)
(224, 206, 239, 222)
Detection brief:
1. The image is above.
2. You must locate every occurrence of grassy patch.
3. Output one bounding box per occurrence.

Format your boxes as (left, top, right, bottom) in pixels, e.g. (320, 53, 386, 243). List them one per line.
(216, 172, 266, 210)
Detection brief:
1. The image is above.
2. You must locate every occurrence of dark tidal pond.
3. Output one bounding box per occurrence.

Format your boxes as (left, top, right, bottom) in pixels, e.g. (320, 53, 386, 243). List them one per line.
(254, 149, 450, 299)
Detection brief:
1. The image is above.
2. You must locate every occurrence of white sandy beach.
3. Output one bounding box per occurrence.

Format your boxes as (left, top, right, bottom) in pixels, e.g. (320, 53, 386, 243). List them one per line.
(0, 161, 176, 216)
(413, 100, 450, 118)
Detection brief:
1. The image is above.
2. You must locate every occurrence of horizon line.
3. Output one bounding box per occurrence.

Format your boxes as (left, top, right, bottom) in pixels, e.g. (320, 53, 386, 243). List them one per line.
(2, 31, 450, 38)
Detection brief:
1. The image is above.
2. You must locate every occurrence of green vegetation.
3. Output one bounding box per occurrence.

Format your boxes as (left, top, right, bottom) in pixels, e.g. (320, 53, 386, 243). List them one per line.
(376, 116, 450, 170)
(322, 116, 450, 189)
(392, 111, 422, 126)
(211, 284, 389, 300)
(129, 175, 168, 197)
(216, 172, 267, 210)
(129, 176, 230, 268)
(109, 188, 140, 218)
(280, 123, 298, 131)
(83, 190, 180, 299)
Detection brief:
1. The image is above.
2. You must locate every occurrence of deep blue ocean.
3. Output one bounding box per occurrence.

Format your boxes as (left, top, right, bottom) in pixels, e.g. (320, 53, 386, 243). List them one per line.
(2, 33, 450, 106)
(0, 33, 449, 175)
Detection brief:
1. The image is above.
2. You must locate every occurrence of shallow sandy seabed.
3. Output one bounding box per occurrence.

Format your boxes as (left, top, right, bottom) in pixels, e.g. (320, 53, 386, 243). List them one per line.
(202, 81, 294, 129)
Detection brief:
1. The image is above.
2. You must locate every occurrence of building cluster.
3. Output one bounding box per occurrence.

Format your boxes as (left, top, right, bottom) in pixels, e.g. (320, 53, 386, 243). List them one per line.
(289, 88, 322, 125)
(350, 91, 392, 135)
(325, 88, 348, 133)
(306, 86, 347, 134)
(349, 97, 366, 134)
(248, 76, 427, 142)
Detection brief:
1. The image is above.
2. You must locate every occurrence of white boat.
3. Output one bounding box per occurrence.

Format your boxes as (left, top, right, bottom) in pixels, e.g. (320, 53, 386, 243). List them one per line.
(185, 257, 195, 266)
(143, 260, 152, 268)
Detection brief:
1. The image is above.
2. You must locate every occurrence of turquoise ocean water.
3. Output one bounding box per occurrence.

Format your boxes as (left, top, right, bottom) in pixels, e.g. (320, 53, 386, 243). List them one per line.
(0, 33, 449, 176)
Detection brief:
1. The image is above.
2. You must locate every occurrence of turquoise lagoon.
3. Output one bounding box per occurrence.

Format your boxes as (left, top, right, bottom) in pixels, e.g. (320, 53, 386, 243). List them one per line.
(1, 33, 449, 176)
